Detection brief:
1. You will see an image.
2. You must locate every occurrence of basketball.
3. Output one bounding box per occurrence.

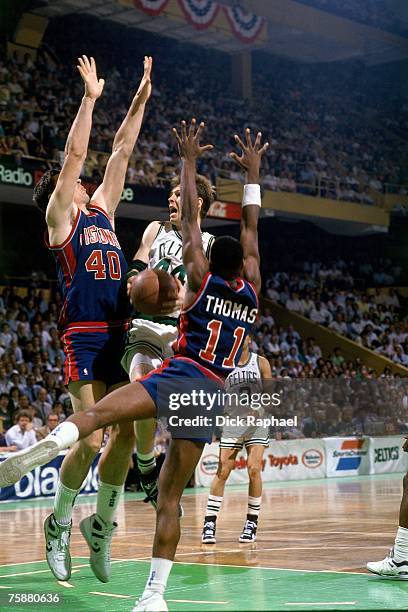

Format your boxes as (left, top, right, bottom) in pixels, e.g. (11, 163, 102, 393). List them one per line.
(129, 268, 179, 314)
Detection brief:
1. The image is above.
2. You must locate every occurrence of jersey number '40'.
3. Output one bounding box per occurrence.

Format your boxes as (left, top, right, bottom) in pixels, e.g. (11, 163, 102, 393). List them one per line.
(85, 249, 121, 281)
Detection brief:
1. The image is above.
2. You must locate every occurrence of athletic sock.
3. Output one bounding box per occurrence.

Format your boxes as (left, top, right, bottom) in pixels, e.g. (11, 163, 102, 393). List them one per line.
(247, 496, 262, 518)
(137, 451, 156, 475)
(143, 557, 173, 596)
(96, 481, 123, 525)
(394, 526, 408, 561)
(53, 481, 80, 526)
(206, 494, 223, 518)
(47, 422, 79, 449)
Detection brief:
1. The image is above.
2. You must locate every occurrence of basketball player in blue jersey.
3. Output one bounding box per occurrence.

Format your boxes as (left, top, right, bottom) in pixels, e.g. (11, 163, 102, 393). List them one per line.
(0, 119, 268, 611)
(28, 55, 153, 584)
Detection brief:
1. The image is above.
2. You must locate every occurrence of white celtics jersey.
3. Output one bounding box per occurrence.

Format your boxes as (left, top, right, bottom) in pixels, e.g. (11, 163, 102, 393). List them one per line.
(224, 352, 263, 417)
(149, 222, 214, 287)
(225, 352, 263, 395)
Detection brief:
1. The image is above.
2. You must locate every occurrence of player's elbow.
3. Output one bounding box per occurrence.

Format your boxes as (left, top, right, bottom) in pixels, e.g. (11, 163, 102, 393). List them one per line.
(112, 142, 132, 159)
(66, 146, 87, 162)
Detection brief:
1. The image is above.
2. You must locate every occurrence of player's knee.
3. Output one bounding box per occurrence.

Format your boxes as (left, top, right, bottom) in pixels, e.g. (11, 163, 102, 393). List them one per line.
(247, 462, 262, 480)
(110, 422, 136, 448)
(217, 464, 232, 481)
(77, 432, 102, 457)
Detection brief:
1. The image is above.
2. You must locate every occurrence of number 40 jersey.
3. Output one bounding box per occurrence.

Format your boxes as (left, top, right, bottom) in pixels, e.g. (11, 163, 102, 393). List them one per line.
(46, 204, 130, 333)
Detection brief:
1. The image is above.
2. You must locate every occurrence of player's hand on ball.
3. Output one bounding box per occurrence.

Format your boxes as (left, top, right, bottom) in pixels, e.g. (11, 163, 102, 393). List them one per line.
(230, 128, 269, 172)
(77, 55, 105, 100)
(160, 277, 185, 314)
(172, 118, 214, 160)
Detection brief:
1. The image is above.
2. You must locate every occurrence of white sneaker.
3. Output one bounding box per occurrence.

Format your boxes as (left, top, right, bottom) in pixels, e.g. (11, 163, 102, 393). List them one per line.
(132, 591, 168, 611)
(80, 513, 117, 582)
(367, 548, 408, 579)
(0, 439, 60, 487)
(201, 520, 216, 544)
(44, 513, 72, 581)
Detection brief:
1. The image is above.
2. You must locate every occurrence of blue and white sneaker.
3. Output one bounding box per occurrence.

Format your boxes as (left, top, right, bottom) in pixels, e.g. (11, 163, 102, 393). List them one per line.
(367, 548, 408, 579)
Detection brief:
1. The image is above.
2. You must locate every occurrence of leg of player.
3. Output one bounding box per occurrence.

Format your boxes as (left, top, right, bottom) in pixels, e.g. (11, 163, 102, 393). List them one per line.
(0, 382, 157, 487)
(80, 382, 136, 583)
(43, 380, 105, 581)
(202, 447, 238, 544)
(134, 439, 204, 612)
(127, 353, 160, 510)
(239, 444, 265, 543)
(367, 471, 408, 579)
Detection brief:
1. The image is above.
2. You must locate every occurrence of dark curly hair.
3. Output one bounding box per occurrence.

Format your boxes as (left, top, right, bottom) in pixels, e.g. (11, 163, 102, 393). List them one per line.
(171, 174, 216, 218)
(32, 168, 61, 214)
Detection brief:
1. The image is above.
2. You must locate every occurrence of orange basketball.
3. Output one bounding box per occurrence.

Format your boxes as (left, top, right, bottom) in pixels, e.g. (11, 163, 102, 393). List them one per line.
(130, 268, 178, 315)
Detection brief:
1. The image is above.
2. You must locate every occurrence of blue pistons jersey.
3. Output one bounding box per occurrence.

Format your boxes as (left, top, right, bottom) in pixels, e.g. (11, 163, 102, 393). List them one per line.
(173, 272, 258, 375)
(46, 204, 130, 333)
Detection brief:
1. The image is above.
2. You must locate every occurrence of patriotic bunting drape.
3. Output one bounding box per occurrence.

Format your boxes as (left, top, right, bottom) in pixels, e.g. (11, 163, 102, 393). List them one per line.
(223, 5, 265, 43)
(134, 0, 265, 43)
(178, 0, 220, 30)
(133, 0, 171, 16)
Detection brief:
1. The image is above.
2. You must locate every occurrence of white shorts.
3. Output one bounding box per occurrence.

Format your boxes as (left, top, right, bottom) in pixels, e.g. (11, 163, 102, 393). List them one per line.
(220, 427, 269, 450)
(121, 318, 178, 381)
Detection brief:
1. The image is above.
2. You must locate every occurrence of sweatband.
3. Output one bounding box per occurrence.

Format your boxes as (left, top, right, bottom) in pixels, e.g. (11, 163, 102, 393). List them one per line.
(242, 184, 261, 207)
(126, 259, 148, 281)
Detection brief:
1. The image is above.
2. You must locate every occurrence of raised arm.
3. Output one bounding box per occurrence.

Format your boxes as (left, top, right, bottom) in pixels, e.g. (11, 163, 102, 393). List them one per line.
(230, 129, 269, 295)
(91, 56, 152, 219)
(173, 119, 213, 292)
(46, 56, 104, 234)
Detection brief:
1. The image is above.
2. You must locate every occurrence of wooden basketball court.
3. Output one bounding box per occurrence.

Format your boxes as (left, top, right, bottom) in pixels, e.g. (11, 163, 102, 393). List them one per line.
(0, 473, 407, 610)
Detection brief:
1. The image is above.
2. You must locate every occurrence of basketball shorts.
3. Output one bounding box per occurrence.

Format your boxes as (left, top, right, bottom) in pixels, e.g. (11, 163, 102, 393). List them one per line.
(220, 427, 270, 450)
(121, 318, 178, 380)
(62, 328, 128, 387)
(139, 355, 223, 443)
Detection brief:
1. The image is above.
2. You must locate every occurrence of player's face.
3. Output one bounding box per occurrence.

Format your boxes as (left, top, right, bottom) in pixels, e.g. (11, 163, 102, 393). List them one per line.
(74, 179, 90, 208)
(168, 186, 181, 225)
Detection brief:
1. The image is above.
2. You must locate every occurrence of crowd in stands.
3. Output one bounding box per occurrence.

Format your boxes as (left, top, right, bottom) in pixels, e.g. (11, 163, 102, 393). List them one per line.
(0, 24, 405, 206)
(263, 257, 408, 366)
(296, 0, 406, 37)
(0, 281, 406, 453)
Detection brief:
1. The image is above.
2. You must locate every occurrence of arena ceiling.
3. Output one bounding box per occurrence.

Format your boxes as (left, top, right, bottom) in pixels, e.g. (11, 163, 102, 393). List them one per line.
(31, 0, 408, 64)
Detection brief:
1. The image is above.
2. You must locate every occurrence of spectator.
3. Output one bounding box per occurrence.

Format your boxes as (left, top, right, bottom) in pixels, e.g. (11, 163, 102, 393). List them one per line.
(5, 410, 37, 450)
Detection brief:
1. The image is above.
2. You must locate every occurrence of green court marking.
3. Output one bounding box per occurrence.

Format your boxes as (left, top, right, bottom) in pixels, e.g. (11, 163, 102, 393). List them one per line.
(0, 558, 407, 611)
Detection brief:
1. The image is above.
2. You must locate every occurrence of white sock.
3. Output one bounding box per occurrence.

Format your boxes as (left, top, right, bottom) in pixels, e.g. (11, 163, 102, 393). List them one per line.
(205, 494, 223, 519)
(96, 481, 123, 525)
(394, 526, 408, 561)
(54, 481, 80, 525)
(137, 451, 156, 475)
(47, 422, 79, 449)
(247, 495, 262, 518)
(143, 557, 173, 596)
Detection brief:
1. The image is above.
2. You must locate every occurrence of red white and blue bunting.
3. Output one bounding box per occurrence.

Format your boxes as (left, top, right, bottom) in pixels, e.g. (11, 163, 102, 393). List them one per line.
(132, 0, 265, 44)
(133, 0, 171, 16)
(178, 0, 220, 30)
(223, 5, 265, 43)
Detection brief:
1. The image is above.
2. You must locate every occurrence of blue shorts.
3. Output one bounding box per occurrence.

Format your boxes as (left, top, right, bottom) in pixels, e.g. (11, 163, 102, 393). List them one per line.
(62, 327, 127, 387)
(140, 356, 223, 443)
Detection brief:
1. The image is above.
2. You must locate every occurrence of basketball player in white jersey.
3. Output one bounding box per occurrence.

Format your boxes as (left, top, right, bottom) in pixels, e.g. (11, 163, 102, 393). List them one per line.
(121, 177, 215, 507)
(202, 334, 272, 543)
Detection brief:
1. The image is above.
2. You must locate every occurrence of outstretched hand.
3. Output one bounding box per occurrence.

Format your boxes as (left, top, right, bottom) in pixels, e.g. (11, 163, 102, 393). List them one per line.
(77, 55, 105, 100)
(230, 128, 269, 177)
(172, 119, 214, 161)
(134, 56, 153, 106)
